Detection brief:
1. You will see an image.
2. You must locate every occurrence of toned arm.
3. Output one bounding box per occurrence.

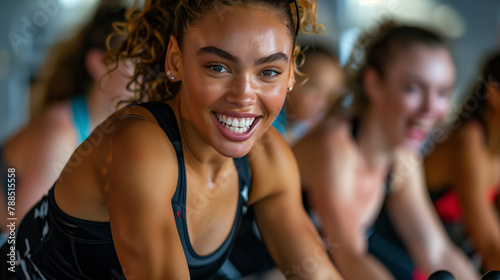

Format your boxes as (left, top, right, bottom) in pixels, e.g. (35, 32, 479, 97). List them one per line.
(294, 126, 394, 280)
(450, 124, 500, 271)
(387, 151, 480, 279)
(104, 118, 190, 279)
(249, 128, 342, 280)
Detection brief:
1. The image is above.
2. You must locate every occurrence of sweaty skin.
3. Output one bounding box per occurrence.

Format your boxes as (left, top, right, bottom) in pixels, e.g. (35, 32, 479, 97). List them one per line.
(53, 6, 341, 280)
(425, 110, 500, 271)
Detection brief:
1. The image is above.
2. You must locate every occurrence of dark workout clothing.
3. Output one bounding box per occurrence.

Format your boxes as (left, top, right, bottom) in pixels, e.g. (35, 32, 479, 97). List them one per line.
(3, 101, 251, 280)
(368, 148, 433, 280)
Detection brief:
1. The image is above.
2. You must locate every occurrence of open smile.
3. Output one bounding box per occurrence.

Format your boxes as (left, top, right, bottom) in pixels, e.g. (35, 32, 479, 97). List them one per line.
(212, 112, 261, 141)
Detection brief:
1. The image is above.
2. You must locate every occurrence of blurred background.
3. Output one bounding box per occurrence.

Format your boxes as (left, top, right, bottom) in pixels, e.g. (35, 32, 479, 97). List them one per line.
(0, 0, 499, 143)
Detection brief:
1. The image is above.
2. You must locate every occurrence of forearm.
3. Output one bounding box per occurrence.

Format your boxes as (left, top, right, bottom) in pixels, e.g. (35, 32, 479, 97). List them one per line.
(478, 244, 500, 271)
(255, 205, 342, 280)
(330, 249, 395, 280)
(264, 220, 342, 279)
(415, 246, 480, 280)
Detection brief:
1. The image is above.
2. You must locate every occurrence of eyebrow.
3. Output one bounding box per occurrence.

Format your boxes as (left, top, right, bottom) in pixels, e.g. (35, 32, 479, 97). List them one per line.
(255, 52, 288, 65)
(197, 46, 239, 63)
(197, 46, 288, 65)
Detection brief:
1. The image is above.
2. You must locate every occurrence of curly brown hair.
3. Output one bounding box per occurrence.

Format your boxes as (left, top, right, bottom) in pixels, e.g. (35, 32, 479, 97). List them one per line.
(105, 0, 324, 103)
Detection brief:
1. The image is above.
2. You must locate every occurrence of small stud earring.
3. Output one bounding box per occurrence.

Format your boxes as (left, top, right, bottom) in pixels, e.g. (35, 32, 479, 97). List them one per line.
(170, 76, 175, 80)
(167, 70, 171, 76)
(288, 87, 293, 91)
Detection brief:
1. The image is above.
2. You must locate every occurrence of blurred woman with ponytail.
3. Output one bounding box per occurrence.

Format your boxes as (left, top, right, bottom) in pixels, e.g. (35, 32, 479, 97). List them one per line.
(293, 21, 480, 279)
(3, 0, 342, 279)
(0, 3, 133, 231)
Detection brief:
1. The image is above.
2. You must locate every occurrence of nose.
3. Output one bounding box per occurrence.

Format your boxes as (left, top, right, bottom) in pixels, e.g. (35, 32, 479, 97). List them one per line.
(420, 91, 433, 114)
(419, 90, 449, 120)
(225, 74, 257, 107)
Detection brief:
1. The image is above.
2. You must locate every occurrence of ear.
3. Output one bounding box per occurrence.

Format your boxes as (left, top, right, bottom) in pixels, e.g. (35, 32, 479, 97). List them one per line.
(287, 45, 299, 92)
(363, 66, 383, 103)
(165, 35, 183, 82)
(85, 48, 106, 80)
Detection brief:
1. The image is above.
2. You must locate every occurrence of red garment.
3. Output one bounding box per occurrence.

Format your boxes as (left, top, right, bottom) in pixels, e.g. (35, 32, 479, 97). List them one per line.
(433, 186, 499, 223)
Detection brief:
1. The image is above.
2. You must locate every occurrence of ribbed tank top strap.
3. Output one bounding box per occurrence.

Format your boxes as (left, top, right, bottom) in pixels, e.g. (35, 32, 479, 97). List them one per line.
(137, 102, 186, 204)
(233, 156, 251, 213)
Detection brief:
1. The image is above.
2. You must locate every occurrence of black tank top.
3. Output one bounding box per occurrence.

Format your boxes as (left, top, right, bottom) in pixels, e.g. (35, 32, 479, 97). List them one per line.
(10, 102, 251, 280)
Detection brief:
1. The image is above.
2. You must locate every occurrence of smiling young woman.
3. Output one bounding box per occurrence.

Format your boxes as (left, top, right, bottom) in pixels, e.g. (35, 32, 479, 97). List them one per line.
(293, 21, 480, 279)
(3, 1, 343, 280)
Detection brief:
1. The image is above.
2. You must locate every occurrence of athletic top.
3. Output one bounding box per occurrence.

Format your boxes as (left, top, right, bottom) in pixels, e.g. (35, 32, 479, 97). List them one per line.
(70, 95, 91, 145)
(428, 118, 498, 224)
(430, 185, 499, 224)
(9, 102, 251, 280)
(272, 106, 288, 137)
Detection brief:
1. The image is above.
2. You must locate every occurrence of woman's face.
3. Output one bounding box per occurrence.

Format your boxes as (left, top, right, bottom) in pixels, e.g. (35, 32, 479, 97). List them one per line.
(287, 55, 343, 124)
(173, 5, 294, 157)
(369, 44, 455, 151)
(102, 58, 136, 109)
(88, 48, 135, 108)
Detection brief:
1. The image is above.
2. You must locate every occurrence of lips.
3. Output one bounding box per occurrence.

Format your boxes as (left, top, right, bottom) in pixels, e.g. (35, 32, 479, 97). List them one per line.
(212, 112, 260, 141)
(406, 122, 430, 142)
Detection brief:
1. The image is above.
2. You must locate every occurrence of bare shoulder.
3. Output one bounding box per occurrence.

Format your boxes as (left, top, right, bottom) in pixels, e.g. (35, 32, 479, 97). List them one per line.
(96, 104, 178, 188)
(294, 116, 355, 162)
(443, 118, 487, 164)
(292, 116, 357, 189)
(452, 118, 485, 148)
(247, 126, 297, 204)
(56, 103, 180, 220)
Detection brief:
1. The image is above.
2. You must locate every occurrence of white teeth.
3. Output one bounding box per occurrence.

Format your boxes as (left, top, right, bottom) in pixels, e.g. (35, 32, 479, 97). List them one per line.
(215, 113, 256, 134)
(232, 118, 239, 127)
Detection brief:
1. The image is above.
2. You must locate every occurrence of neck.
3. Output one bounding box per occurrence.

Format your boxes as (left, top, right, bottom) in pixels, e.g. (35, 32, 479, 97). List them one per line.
(168, 95, 233, 171)
(356, 107, 394, 171)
